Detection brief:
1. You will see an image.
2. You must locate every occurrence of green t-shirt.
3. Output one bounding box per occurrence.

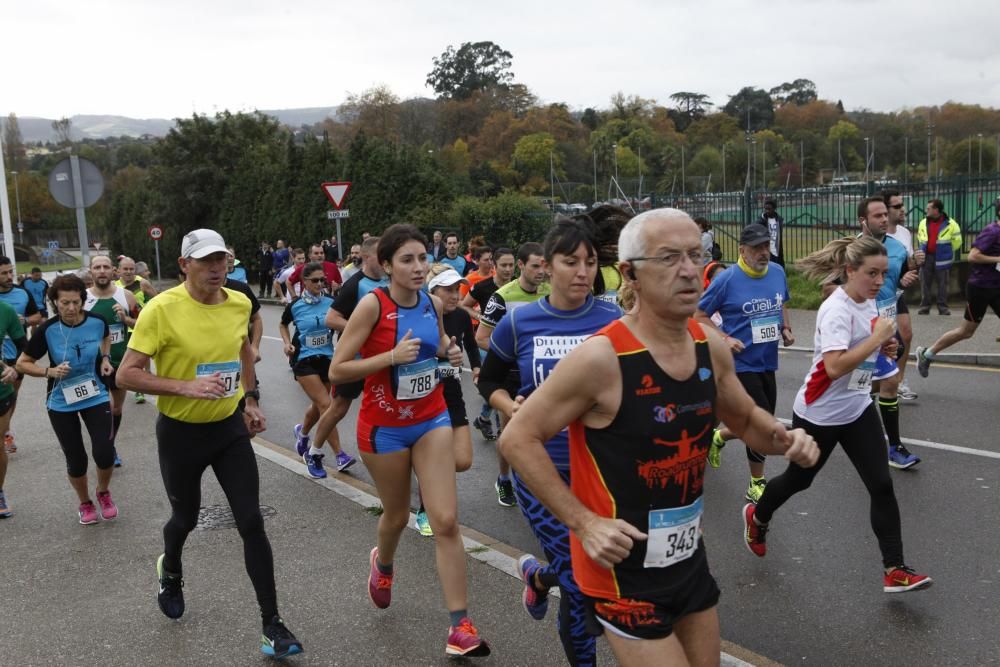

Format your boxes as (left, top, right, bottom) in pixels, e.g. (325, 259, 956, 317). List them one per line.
(0, 301, 26, 400)
(478, 278, 551, 329)
(84, 293, 129, 366)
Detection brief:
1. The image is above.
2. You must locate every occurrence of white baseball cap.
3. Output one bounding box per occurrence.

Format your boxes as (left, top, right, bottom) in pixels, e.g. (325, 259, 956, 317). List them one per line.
(181, 229, 229, 259)
(428, 268, 468, 290)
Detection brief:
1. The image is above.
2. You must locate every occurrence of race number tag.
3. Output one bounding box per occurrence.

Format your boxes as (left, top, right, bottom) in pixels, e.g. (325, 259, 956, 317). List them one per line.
(436, 362, 461, 380)
(847, 360, 876, 392)
(109, 323, 126, 345)
(750, 315, 781, 344)
(195, 361, 241, 398)
(876, 297, 897, 321)
(644, 497, 703, 569)
(397, 358, 438, 400)
(61, 378, 102, 405)
(304, 331, 330, 349)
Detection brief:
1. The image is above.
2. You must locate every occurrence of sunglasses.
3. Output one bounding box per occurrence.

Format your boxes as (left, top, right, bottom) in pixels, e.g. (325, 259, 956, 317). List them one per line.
(306, 277, 327, 284)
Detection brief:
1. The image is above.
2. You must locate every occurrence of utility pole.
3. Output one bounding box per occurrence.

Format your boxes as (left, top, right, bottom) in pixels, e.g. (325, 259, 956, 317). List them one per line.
(722, 143, 727, 192)
(800, 141, 805, 188)
(926, 116, 933, 182)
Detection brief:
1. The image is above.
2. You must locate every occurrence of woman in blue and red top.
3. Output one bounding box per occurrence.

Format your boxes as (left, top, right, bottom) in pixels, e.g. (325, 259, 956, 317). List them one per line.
(329, 224, 490, 659)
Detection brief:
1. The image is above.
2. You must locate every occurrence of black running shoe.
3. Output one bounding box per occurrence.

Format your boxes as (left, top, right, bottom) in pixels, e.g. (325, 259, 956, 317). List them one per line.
(156, 554, 185, 619)
(261, 616, 304, 659)
(495, 478, 516, 507)
(473, 415, 497, 441)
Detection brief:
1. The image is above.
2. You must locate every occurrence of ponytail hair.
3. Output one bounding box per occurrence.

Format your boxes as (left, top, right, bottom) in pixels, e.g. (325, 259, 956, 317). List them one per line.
(795, 235, 886, 285)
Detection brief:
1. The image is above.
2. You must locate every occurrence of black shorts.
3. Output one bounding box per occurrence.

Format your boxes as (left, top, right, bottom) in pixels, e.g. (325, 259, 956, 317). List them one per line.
(3, 359, 23, 382)
(504, 370, 522, 399)
(736, 371, 777, 414)
(584, 552, 720, 641)
(0, 393, 15, 418)
(895, 294, 909, 316)
(964, 283, 1000, 323)
(332, 379, 363, 400)
(442, 377, 468, 427)
(292, 355, 331, 379)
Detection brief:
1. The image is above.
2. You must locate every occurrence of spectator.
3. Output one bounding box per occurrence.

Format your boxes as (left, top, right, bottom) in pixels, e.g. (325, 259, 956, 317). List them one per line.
(255, 241, 274, 298)
(271, 239, 289, 276)
(341, 244, 362, 282)
(917, 198, 962, 315)
(438, 232, 469, 276)
(427, 230, 446, 261)
(323, 236, 339, 263)
(695, 216, 715, 264)
(753, 199, 785, 267)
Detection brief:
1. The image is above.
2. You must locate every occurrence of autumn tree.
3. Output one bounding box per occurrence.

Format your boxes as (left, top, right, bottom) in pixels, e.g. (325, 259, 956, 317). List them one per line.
(723, 87, 775, 131)
(668, 92, 712, 131)
(3, 113, 26, 172)
(769, 79, 818, 107)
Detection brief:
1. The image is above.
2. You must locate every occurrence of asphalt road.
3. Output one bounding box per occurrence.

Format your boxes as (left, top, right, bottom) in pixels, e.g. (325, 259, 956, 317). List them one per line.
(257, 303, 1000, 665)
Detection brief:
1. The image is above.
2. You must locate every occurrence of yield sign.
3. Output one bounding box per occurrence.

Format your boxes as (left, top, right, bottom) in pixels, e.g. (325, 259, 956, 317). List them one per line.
(321, 182, 351, 209)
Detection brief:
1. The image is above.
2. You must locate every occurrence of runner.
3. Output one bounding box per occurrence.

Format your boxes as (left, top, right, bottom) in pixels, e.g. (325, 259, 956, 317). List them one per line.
(116, 256, 158, 405)
(329, 223, 489, 658)
(917, 199, 1000, 377)
(279, 261, 353, 479)
(287, 243, 343, 295)
(696, 223, 794, 503)
(414, 265, 479, 536)
(305, 236, 385, 475)
(882, 189, 924, 400)
(0, 302, 26, 517)
(499, 208, 819, 665)
(745, 234, 931, 593)
(587, 204, 633, 307)
(16, 274, 118, 525)
(460, 247, 515, 440)
(84, 255, 140, 468)
(273, 248, 306, 304)
(117, 229, 302, 658)
(477, 218, 622, 666)
(0, 256, 42, 452)
(21, 267, 49, 334)
(226, 248, 249, 283)
(475, 242, 549, 506)
(460, 246, 493, 300)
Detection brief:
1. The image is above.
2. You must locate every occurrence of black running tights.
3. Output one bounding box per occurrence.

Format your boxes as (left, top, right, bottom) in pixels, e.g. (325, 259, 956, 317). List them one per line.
(156, 410, 278, 621)
(49, 403, 115, 477)
(754, 403, 904, 568)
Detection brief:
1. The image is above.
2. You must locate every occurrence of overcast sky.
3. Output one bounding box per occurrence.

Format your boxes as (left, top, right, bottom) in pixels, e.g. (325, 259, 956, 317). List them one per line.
(7, 0, 999, 120)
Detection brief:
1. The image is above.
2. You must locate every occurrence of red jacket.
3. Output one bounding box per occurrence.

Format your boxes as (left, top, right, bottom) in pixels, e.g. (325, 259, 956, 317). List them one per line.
(287, 261, 343, 291)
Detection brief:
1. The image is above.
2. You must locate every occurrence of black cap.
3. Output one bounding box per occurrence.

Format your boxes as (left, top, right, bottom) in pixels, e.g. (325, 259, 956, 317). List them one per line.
(740, 224, 771, 246)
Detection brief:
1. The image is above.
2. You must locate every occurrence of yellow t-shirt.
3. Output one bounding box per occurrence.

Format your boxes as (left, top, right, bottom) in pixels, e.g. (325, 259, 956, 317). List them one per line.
(127, 284, 250, 423)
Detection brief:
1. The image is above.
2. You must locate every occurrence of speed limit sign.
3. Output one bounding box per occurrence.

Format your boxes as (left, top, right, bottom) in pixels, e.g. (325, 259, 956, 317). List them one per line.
(148, 225, 163, 241)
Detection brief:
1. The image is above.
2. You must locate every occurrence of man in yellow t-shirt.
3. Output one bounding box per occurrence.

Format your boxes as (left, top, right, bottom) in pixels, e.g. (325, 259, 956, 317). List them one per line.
(117, 229, 303, 659)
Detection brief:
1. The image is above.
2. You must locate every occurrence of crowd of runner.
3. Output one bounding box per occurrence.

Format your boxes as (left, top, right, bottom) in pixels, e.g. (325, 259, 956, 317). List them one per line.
(3, 194, 998, 664)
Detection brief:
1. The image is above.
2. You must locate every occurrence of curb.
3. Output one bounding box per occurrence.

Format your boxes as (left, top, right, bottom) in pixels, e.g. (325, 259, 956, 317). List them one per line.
(782, 345, 1000, 369)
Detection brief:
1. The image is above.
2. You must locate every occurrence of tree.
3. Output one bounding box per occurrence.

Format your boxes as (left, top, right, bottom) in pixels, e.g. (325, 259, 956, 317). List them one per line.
(3, 113, 25, 172)
(51, 117, 73, 145)
(668, 92, 712, 131)
(512, 132, 560, 180)
(723, 87, 775, 131)
(341, 84, 401, 141)
(426, 41, 514, 100)
(768, 79, 818, 107)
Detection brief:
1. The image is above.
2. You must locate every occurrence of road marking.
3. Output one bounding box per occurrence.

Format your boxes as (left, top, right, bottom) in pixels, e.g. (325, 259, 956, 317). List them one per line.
(776, 417, 1000, 460)
(251, 436, 767, 667)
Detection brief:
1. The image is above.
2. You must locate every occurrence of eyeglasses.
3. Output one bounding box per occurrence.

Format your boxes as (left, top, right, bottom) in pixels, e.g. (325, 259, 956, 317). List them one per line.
(306, 277, 327, 284)
(627, 249, 704, 268)
(890, 204, 904, 210)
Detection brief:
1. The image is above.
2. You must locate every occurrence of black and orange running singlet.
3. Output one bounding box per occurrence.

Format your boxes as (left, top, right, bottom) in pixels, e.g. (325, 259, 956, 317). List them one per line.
(569, 318, 716, 599)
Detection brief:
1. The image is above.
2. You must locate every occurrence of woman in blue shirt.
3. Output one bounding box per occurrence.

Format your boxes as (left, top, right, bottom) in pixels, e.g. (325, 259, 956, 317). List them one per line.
(279, 262, 355, 479)
(477, 218, 622, 667)
(16, 274, 116, 525)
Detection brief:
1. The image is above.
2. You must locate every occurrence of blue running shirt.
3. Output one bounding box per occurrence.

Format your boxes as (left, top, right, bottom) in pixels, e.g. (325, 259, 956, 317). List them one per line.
(282, 295, 335, 362)
(25, 312, 110, 412)
(489, 295, 621, 470)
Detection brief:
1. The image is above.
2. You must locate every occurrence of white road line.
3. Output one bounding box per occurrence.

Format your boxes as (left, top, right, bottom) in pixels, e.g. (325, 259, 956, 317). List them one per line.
(777, 417, 1000, 460)
(252, 439, 754, 666)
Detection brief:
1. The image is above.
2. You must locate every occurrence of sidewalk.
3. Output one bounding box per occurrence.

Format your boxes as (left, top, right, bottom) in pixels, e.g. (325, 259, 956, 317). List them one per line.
(786, 306, 1000, 367)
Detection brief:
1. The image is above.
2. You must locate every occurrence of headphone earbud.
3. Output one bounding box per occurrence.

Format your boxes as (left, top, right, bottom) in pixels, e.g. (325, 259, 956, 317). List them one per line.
(627, 268, 637, 280)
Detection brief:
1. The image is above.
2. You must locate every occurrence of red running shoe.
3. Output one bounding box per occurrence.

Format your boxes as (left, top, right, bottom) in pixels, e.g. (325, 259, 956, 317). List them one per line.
(367, 547, 393, 609)
(743, 503, 767, 557)
(446, 617, 491, 657)
(884, 566, 933, 593)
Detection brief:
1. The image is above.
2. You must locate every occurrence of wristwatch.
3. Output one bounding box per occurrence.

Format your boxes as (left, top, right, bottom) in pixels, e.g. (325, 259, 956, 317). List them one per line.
(244, 389, 261, 401)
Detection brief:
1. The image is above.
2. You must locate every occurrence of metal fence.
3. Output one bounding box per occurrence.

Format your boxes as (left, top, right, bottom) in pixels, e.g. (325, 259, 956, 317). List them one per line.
(649, 175, 1000, 263)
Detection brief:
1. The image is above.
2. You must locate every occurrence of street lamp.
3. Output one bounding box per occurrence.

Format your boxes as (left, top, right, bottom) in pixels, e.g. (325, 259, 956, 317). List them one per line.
(611, 143, 619, 191)
(10, 171, 22, 243)
(978, 133, 984, 177)
(926, 117, 934, 183)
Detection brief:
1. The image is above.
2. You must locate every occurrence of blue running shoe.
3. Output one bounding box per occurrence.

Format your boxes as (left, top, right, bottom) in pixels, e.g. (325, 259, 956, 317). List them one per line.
(113, 450, 122, 467)
(0, 490, 12, 518)
(888, 443, 920, 470)
(414, 509, 433, 536)
(303, 451, 327, 478)
(261, 616, 303, 659)
(335, 451, 356, 472)
(293, 424, 310, 457)
(517, 554, 549, 620)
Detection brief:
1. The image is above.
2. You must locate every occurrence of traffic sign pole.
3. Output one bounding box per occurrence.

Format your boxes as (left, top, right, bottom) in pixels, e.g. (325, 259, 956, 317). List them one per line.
(70, 156, 91, 266)
(147, 225, 164, 283)
(155, 239, 161, 283)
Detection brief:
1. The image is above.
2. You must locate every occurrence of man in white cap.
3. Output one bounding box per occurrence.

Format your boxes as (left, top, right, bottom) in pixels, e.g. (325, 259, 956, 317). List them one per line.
(117, 229, 303, 659)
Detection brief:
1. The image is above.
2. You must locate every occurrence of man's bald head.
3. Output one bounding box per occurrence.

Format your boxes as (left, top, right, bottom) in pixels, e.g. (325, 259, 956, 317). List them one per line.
(618, 208, 697, 262)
